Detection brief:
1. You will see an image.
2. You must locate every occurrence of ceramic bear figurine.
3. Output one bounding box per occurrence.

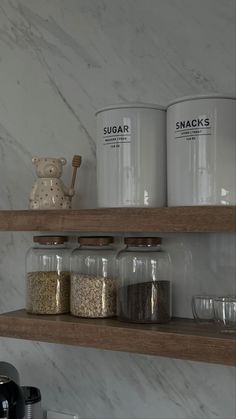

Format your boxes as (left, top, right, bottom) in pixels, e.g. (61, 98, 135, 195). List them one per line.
(29, 157, 74, 209)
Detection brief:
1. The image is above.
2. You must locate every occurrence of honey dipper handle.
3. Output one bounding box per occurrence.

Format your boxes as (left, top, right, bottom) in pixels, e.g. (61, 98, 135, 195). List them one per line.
(70, 167, 77, 190)
(70, 155, 82, 190)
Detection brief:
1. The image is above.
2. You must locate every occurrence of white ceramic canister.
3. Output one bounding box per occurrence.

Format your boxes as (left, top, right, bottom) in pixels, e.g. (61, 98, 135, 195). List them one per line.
(167, 95, 236, 206)
(96, 104, 166, 207)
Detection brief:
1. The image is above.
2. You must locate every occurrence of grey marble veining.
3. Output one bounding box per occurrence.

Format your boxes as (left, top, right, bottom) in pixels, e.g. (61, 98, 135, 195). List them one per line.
(0, 0, 235, 418)
(1, 338, 236, 419)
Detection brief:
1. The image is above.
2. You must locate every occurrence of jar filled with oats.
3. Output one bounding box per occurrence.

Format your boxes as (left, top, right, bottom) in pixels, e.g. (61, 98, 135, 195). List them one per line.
(71, 236, 117, 318)
(26, 236, 71, 314)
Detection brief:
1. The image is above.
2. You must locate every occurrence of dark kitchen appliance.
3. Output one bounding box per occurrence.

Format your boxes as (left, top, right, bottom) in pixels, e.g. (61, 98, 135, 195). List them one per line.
(0, 362, 20, 385)
(0, 375, 25, 419)
(21, 386, 42, 419)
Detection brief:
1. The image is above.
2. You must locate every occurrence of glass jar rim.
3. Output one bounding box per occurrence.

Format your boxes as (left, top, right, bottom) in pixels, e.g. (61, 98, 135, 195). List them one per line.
(33, 236, 68, 245)
(214, 296, 236, 302)
(78, 236, 114, 246)
(124, 237, 162, 246)
(192, 295, 215, 299)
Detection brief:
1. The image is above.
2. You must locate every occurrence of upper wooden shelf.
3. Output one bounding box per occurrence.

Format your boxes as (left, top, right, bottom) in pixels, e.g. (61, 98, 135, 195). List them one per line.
(0, 310, 235, 366)
(0, 207, 235, 232)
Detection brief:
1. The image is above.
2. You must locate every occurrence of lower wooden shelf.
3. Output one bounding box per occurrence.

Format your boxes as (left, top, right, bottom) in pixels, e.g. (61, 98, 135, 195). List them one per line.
(0, 310, 235, 366)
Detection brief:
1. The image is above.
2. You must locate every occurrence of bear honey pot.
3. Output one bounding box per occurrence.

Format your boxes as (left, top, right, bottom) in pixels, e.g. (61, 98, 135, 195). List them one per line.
(29, 155, 82, 209)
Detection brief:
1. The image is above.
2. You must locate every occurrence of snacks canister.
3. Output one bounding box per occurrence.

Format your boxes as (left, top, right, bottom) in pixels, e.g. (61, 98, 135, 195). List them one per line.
(167, 95, 236, 205)
(96, 104, 166, 207)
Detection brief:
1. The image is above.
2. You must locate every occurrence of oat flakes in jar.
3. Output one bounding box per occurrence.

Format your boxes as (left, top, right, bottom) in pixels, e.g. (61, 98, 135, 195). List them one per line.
(71, 237, 117, 318)
(26, 236, 71, 314)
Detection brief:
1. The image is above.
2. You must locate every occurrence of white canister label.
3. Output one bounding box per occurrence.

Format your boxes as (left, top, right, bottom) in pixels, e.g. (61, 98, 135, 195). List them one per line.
(97, 113, 139, 207)
(103, 123, 131, 148)
(174, 116, 212, 141)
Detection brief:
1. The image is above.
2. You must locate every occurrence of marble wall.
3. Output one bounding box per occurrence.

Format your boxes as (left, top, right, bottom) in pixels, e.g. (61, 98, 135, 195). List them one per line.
(0, 0, 235, 418)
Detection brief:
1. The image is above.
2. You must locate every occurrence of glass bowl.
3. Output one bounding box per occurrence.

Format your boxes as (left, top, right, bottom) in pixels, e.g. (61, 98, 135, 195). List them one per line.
(213, 297, 236, 332)
(192, 295, 215, 322)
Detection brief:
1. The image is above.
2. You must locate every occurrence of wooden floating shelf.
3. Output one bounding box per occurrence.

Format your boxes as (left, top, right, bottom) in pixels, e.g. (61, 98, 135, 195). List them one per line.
(0, 209, 235, 366)
(0, 310, 235, 366)
(0, 207, 235, 232)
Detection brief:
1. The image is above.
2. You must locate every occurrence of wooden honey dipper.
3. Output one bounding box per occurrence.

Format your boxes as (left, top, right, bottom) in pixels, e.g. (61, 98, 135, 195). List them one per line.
(70, 155, 82, 201)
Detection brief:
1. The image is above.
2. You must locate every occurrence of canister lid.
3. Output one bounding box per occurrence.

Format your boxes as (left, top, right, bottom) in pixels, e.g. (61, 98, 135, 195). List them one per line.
(167, 93, 236, 107)
(78, 236, 114, 246)
(95, 102, 166, 115)
(124, 237, 162, 246)
(21, 386, 41, 405)
(33, 236, 68, 245)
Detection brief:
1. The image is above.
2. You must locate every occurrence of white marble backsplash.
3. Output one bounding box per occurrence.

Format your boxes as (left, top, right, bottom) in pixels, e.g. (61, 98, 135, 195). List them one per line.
(0, 0, 235, 418)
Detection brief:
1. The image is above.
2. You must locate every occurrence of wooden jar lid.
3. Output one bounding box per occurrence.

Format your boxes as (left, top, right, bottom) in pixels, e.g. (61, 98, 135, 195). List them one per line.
(124, 237, 162, 246)
(78, 236, 114, 246)
(33, 236, 68, 245)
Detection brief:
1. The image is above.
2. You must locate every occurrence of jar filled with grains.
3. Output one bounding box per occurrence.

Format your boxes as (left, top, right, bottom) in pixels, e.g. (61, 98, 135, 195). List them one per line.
(71, 236, 117, 318)
(26, 236, 71, 314)
(117, 237, 172, 323)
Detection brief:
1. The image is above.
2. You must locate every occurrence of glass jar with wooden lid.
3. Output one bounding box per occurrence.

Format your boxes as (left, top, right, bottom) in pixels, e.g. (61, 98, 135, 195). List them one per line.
(25, 235, 71, 314)
(117, 237, 172, 323)
(70, 236, 117, 318)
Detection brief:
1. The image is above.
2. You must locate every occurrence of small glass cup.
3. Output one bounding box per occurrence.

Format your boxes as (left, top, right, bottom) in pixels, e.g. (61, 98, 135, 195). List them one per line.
(192, 295, 215, 322)
(213, 297, 236, 332)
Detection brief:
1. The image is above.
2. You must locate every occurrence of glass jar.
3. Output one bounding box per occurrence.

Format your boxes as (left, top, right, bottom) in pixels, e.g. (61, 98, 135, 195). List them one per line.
(26, 236, 70, 314)
(71, 236, 117, 318)
(117, 237, 172, 323)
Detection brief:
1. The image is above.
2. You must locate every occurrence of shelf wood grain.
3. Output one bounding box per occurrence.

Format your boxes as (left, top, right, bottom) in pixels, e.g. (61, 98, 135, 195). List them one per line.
(0, 310, 235, 366)
(0, 207, 235, 232)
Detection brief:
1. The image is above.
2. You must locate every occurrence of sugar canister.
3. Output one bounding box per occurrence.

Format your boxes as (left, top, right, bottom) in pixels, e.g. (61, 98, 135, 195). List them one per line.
(167, 94, 236, 205)
(96, 103, 166, 207)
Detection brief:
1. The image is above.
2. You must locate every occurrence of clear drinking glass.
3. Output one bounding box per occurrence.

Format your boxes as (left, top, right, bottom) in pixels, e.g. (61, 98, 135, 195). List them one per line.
(192, 295, 215, 322)
(213, 297, 236, 332)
